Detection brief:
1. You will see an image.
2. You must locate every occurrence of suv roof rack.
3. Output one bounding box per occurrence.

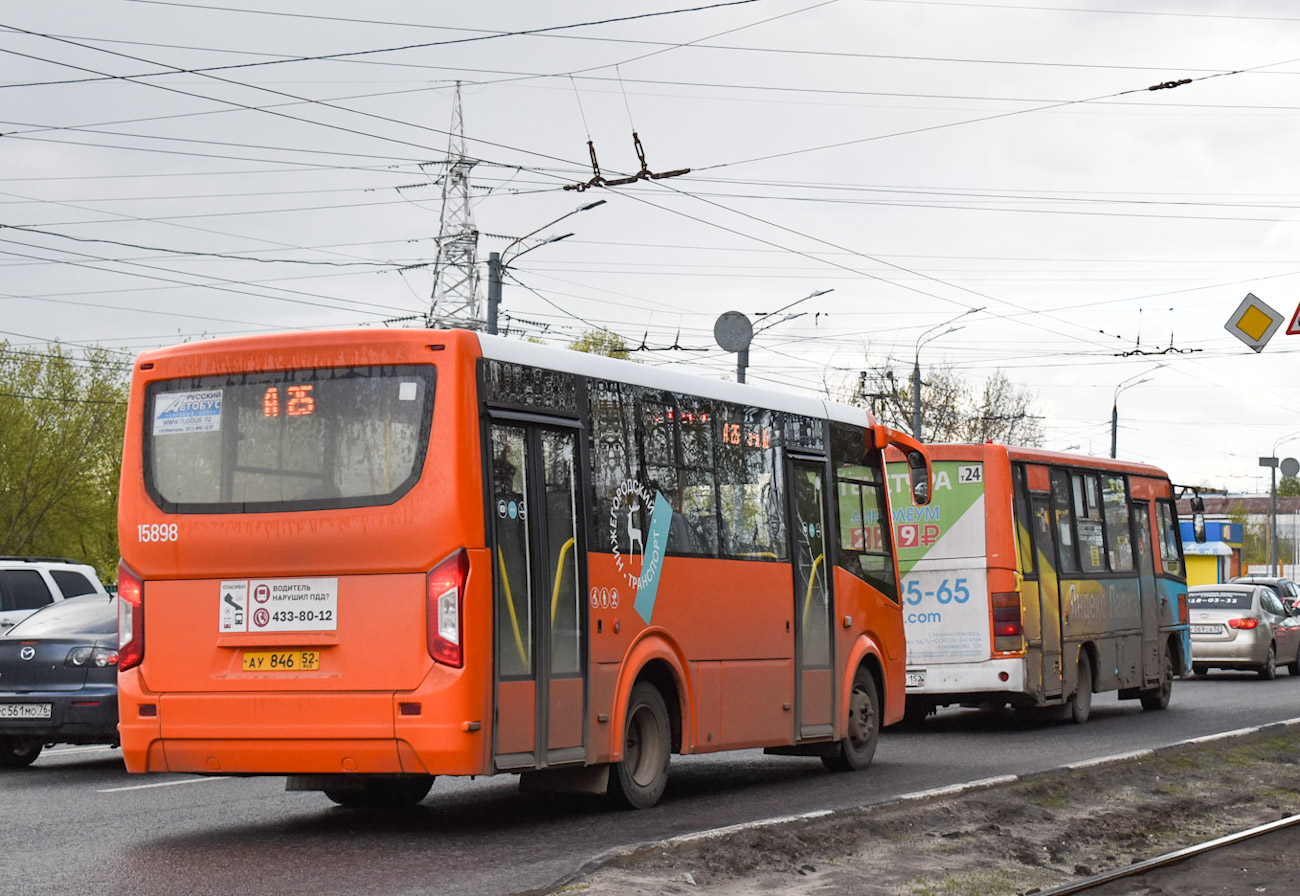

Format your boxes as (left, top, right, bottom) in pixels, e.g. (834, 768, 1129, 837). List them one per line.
(0, 556, 82, 564)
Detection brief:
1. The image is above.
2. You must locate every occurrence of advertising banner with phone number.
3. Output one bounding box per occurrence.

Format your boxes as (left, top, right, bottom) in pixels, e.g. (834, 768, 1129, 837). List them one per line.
(887, 460, 990, 663)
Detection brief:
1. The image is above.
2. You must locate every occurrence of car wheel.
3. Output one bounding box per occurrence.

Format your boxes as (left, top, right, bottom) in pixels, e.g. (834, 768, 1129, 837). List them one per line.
(1067, 653, 1093, 724)
(822, 665, 880, 772)
(1259, 643, 1277, 680)
(1192, 664, 1208, 676)
(1140, 651, 1174, 711)
(608, 681, 671, 809)
(0, 737, 44, 768)
(324, 775, 433, 808)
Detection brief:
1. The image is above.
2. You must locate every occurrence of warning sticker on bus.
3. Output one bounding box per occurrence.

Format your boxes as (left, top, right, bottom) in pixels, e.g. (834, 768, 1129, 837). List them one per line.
(218, 577, 338, 632)
(153, 389, 223, 436)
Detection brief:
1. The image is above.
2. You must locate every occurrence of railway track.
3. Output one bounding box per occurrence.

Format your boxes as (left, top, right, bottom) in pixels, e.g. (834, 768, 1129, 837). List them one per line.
(1033, 812, 1300, 895)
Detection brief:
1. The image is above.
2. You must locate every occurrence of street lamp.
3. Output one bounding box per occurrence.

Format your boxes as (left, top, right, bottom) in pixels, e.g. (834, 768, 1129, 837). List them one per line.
(912, 307, 984, 440)
(486, 199, 606, 335)
(1110, 364, 1165, 459)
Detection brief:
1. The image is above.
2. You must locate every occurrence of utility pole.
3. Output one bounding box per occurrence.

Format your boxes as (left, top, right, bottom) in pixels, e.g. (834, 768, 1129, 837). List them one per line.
(427, 83, 482, 329)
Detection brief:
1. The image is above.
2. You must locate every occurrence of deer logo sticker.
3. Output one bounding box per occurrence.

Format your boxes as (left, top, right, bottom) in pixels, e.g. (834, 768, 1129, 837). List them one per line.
(610, 479, 673, 624)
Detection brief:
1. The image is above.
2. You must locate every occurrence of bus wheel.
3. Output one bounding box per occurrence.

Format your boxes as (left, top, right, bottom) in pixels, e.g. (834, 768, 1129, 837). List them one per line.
(822, 666, 879, 772)
(1140, 652, 1174, 711)
(608, 681, 671, 809)
(0, 737, 42, 768)
(1258, 644, 1277, 680)
(324, 775, 434, 808)
(1066, 653, 1093, 724)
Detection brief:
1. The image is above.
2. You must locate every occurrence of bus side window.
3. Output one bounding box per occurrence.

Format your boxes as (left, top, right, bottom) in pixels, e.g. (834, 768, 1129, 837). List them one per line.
(1012, 465, 1036, 576)
(717, 405, 786, 561)
(1155, 500, 1184, 576)
(830, 424, 898, 602)
(590, 382, 639, 556)
(1101, 475, 1134, 572)
(1050, 470, 1079, 574)
(1072, 472, 1107, 575)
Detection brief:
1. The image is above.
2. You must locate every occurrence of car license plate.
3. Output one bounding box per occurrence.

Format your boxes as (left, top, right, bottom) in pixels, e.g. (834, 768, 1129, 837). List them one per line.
(906, 670, 926, 688)
(0, 703, 52, 719)
(241, 650, 320, 671)
(1190, 624, 1221, 635)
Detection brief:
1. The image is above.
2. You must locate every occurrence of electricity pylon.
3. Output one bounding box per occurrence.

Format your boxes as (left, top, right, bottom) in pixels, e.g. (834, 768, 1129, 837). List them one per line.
(426, 83, 481, 329)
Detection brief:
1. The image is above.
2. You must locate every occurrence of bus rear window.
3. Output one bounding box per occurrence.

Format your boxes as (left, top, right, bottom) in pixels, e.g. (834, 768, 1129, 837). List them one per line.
(144, 365, 435, 513)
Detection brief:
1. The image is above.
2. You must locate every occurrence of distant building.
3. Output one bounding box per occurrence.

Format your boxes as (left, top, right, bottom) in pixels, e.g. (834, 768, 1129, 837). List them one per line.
(1176, 494, 1300, 583)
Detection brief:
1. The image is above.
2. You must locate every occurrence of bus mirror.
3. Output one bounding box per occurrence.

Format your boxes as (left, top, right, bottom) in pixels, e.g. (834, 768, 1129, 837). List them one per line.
(1191, 495, 1206, 544)
(908, 450, 931, 506)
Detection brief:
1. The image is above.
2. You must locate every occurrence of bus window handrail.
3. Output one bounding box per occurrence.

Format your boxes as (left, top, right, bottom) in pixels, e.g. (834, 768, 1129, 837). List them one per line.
(550, 537, 575, 625)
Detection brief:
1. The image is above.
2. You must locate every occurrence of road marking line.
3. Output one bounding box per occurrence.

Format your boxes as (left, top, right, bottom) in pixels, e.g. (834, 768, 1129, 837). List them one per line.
(98, 777, 228, 793)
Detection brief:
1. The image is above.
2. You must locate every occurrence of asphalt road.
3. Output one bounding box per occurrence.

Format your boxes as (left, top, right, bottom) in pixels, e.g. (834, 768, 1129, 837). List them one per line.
(3, 672, 1296, 896)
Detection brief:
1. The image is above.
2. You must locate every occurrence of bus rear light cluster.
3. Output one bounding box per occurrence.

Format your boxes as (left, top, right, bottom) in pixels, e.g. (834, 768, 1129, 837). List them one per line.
(428, 550, 469, 668)
(991, 591, 1023, 651)
(1228, 617, 1260, 630)
(117, 561, 145, 671)
(1177, 592, 1188, 626)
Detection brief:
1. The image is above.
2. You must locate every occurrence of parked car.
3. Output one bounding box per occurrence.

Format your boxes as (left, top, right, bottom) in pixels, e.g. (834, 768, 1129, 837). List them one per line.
(0, 557, 109, 633)
(1189, 583, 1300, 679)
(1229, 575, 1300, 613)
(0, 593, 120, 767)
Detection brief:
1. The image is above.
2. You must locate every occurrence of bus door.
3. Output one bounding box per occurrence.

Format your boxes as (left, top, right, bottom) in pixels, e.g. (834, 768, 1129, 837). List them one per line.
(1030, 494, 1064, 698)
(788, 455, 834, 739)
(487, 420, 586, 770)
(1132, 501, 1160, 685)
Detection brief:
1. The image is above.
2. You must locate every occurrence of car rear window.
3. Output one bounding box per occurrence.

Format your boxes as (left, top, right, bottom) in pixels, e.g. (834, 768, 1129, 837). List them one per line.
(8, 595, 117, 638)
(50, 570, 98, 598)
(0, 569, 56, 611)
(1187, 591, 1252, 609)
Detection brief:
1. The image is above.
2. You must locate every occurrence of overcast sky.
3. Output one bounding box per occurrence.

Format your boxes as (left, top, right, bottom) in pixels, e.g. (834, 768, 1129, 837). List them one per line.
(5, 0, 1300, 491)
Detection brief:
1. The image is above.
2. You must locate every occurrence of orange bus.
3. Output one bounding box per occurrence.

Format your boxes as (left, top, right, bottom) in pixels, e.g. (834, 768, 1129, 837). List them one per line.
(886, 443, 1190, 723)
(116, 328, 931, 808)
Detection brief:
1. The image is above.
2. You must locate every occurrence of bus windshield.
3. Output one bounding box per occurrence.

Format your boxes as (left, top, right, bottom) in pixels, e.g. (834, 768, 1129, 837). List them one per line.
(145, 365, 436, 513)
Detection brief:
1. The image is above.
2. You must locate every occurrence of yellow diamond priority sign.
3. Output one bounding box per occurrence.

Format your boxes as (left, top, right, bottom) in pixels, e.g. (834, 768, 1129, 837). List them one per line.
(1225, 293, 1282, 353)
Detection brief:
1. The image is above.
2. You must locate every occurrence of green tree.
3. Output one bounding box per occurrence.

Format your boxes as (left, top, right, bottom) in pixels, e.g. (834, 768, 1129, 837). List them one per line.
(0, 342, 129, 579)
(1279, 476, 1300, 497)
(849, 362, 1043, 446)
(569, 329, 631, 359)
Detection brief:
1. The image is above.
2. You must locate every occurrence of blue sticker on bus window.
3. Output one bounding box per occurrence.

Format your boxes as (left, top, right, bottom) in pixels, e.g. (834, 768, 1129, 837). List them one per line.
(634, 492, 674, 625)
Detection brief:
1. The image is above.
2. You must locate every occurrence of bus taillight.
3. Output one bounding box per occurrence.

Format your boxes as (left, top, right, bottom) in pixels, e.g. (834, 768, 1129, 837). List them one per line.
(117, 561, 145, 671)
(1177, 592, 1188, 626)
(428, 550, 469, 668)
(992, 591, 1023, 652)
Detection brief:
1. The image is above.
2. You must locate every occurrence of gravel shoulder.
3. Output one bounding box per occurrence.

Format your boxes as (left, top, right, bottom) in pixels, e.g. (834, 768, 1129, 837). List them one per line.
(545, 722, 1300, 896)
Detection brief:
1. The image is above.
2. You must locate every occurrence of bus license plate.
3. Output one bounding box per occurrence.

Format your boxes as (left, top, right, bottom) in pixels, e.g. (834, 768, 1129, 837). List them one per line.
(905, 670, 926, 688)
(1190, 625, 1221, 635)
(0, 703, 51, 719)
(241, 650, 320, 672)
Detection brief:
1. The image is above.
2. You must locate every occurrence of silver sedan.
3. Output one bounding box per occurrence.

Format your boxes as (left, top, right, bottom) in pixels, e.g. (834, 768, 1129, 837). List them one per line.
(1189, 583, 1300, 680)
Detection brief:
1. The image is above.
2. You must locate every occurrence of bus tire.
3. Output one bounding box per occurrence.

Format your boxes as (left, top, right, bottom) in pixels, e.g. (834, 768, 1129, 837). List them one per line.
(324, 775, 434, 808)
(608, 681, 671, 809)
(1067, 653, 1092, 724)
(822, 666, 879, 772)
(0, 737, 42, 768)
(1258, 643, 1277, 680)
(1139, 652, 1173, 711)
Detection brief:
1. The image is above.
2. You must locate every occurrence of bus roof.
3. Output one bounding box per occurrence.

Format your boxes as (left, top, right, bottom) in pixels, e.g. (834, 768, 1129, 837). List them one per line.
(132, 327, 879, 431)
(923, 442, 1171, 480)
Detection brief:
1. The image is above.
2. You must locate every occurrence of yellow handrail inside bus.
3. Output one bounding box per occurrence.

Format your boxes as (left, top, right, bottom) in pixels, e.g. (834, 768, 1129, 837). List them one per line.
(550, 537, 575, 624)
(497, 548, 530, 668)
(801, 553, 825, 630)
(735, 551, 780, 559)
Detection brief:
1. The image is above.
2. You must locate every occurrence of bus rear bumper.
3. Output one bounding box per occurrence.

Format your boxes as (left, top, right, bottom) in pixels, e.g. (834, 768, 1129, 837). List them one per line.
(904, 658, 1026, 699)
(119, 690, 487, 776)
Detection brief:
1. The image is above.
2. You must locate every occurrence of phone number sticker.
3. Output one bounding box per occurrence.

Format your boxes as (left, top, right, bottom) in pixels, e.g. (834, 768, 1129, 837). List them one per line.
(219, 577, 338, 632)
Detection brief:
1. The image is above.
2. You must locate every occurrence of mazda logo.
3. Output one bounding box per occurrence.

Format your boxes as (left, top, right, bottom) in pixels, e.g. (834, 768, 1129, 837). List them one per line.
(19, 646, 35, 661)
